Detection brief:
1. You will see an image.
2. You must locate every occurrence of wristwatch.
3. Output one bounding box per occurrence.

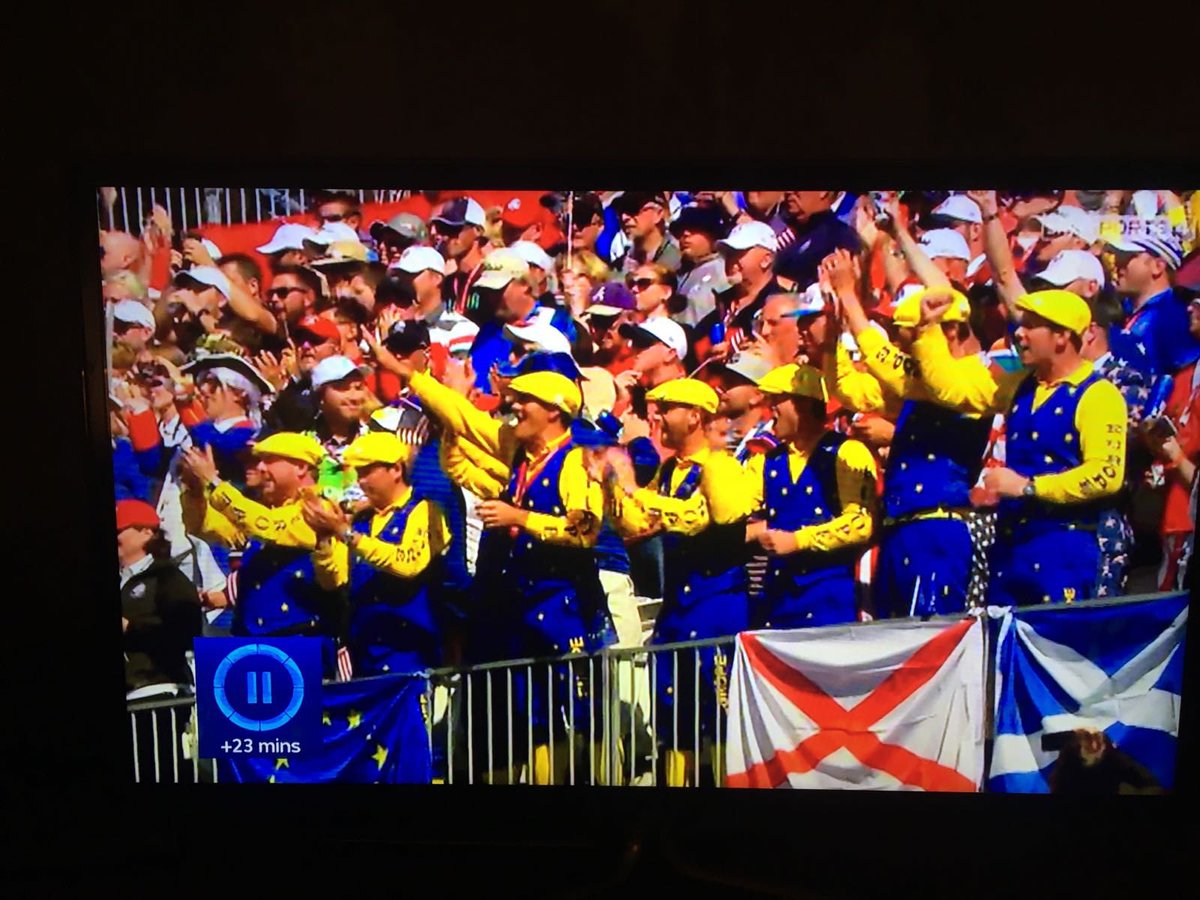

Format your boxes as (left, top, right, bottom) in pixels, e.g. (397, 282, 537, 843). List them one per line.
(1022, 480, 1036, 499)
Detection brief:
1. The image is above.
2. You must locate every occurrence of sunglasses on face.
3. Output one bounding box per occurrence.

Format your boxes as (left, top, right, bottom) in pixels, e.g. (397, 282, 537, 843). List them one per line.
(627, 277, 658, 291)
(266, 286, 305, 300)
(319, 213, 346, 223)
(432, 222, 463, 237)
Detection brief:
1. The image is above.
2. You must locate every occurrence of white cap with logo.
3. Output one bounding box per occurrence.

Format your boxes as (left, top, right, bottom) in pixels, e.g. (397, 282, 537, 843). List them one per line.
(1037, 249, 1106, 288)
(718, 221, 778, 253)
(257, 223, 321, 254)
(932, 194, 983, 225)
(919, 228, 971, 261)
(112, 299, 156, 330)
(392, 245, 448, 276)
(311, 355, 369, 389)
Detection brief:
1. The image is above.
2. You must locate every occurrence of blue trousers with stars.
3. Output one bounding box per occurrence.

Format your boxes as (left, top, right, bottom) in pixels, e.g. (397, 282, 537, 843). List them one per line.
(650, 583, 747, 753)
(988, 525, 1100, 607)
(347, 606, 440, 678)
(875, 518, 973, 619)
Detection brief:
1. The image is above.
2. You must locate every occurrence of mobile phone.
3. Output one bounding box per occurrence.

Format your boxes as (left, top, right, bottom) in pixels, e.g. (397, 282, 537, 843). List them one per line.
(1042, 731, 1077, 752)
(870, 191, 891, 225)
(1148, 417, 1178, 442)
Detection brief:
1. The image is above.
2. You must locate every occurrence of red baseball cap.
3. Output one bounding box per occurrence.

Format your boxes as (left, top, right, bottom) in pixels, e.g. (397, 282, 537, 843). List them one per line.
(501, 196, 546, 230)
(295, 314, 342, 344)
(116, 499, 160, 532)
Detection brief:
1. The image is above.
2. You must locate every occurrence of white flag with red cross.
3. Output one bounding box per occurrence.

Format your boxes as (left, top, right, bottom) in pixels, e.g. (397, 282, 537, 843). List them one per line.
(725, 616, 986, 791)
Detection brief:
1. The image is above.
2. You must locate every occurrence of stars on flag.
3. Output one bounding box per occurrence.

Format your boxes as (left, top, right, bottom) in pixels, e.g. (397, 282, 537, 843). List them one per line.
(347, 709, 363, 730)
(371, 743, 388, 770)
(275, 758, 289, 770)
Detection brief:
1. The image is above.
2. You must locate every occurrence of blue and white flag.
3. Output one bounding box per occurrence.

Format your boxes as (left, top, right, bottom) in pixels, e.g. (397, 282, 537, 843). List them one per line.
(988, 593, 1187, 793)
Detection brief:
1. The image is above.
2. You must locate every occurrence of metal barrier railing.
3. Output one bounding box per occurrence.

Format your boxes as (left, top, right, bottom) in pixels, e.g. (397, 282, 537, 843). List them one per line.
(98, 188, 414, 233)
(124, 591, 1183, 785)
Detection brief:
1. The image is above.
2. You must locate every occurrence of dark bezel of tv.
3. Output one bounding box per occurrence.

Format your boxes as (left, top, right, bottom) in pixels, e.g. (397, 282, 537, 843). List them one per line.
(65, 159, 1197, 896)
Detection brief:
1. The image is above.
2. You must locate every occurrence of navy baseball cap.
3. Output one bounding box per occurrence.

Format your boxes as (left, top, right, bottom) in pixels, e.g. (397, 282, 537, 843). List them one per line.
(496, 351, 586, 382)
(669, 203, 731, 239)
(384, 319, 432, 354)
(612, 191, 667, 217)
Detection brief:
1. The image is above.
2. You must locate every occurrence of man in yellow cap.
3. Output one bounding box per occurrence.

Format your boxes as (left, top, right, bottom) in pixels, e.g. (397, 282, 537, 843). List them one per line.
(914, 288, 1128, 606)
(298, 432, 451, 677)
(178, 432, 346, 675)
(818, 248, 995, 617)
(598, 377, 753, 787)
(748, 363, 878, 626)
(375, 353, 612, 784)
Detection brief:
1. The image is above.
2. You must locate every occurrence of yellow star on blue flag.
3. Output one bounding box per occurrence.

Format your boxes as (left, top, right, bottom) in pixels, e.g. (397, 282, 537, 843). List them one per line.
(347, 709, 363, 730)
(275, 758, 289, 770)
(371, 743, 388, 770)
(322, 712, 332, 727)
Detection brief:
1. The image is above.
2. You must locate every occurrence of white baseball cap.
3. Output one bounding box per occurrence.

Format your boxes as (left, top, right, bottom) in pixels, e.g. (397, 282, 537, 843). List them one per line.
(503, 320, 572, 355)
(434, 318, 480, 355)
(931, 194, 982, 225)
(257, 223, 321, 254)
(112, 299, 156, 330)
(1036, 249, 1106, 288)
(784, 282, 828, 319)
(306, 222, 360, 247)
(919, 228, 971, 261)
(718, 221, 778, 253)
(200, 238, 223, 260)
(619, 316, 689, 359)
(392, 245, 448, 276)
(175, 265, 232, 299)
(510, 240, 555, 272)
(311, 355, 369, 389)
(1039, 206, 1099, 244)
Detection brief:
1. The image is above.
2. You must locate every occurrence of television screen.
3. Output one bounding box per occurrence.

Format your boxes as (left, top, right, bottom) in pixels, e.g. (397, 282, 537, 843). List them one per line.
(100, 185, 1196, 791)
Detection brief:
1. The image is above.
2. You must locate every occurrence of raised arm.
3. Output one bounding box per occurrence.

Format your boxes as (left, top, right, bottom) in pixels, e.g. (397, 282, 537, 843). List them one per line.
(880, 194, 951, 289)
(966, 190, 1024, 319)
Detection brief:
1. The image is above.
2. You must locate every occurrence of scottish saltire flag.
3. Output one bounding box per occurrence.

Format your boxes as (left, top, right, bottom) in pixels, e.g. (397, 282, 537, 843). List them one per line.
(221, 674, 431, 784)
(726, 616, 986, 790)
(988, 593, 1187, 793)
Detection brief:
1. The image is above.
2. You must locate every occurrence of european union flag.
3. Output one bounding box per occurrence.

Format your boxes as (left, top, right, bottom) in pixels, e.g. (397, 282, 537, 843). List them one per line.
(221, 674, 432, 784)
(987, 593, 1187, 793)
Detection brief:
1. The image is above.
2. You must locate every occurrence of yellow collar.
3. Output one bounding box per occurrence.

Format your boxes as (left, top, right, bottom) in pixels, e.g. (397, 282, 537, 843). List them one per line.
(528, 429, 572, 465)
(677, 444, 713, 467)
(375, 486, 414, 517)
(1041, 360, 1094, 389)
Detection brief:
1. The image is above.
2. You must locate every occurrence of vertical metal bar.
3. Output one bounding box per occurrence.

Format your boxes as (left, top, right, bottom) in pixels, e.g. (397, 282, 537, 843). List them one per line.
(225, 189, 232, 228)
(629, 655, 637, 785)
(151, 710, 161, 783)
(673, 650, 679, 760)
(171, 708, 179, 784)
(269, 190, 277, 218)
(526, 664, 533, 784)
(136, 188, 145, 232)
(588, 655, 595, 785)
(119, 188, 130, 234)
(650, 651, 657, 786)
(694, 649, 701, 788)
(180, 188, 189, 231)
(299, 189, 306, 216)
(195, 188, 203, 225)
(568, 657, 575, 786)
(547, 663, 554, 785)
(255, 188, 263, 221)
(358, 189, 365, 205)
(715, 645, 723, 788)
(131, 713, 140, 783)
(507, 667, 514, 785)
(212, 756, 219, 783)
(486, 670, 494, 784)
(163, 187, 172, 223)
(466, 672, 474, 785)
(601, 651, 612, 786)
(192, 707, 199, 784)
(446, 679, 454, 785)
(239, 188, 247, 225)
(425, 678, 434, 765)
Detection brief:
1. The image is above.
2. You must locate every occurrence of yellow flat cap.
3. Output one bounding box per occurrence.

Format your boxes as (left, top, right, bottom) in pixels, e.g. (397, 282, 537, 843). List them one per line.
(343, 432, 410, 467)
(757, 364, 829, 402)
(1015, 289, 1092, 335)
(508, 371, 583, 417)
(251, 432, 326, 466)
(645, 378, 720, 414)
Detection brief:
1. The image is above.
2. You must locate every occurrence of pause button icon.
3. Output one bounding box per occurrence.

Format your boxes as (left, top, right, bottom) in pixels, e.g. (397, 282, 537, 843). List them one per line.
(247, 670, 273, 704)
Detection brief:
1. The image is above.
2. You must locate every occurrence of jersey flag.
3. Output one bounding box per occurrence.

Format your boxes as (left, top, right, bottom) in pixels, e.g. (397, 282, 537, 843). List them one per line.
(725, 616, 986, 790)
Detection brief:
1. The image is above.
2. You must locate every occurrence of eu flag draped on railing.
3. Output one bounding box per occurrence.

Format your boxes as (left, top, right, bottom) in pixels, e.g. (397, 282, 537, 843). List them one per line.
(221, 674, 432, 784)
(987, 593, 1187, 793)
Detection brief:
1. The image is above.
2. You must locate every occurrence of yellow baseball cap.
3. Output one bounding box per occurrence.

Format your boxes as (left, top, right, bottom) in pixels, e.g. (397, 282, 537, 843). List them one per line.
(645, 378, 720, 414)
(343, 432, 410, 468)
(1015, 289, 1092, 335)
(251, 432, 326, 467)
(310, 240, 370, 265)
(508, 371, 582, 417)
(757, 364, 828, 402)
(892, 286, 971, 329)
(474, 248, 531, 290)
